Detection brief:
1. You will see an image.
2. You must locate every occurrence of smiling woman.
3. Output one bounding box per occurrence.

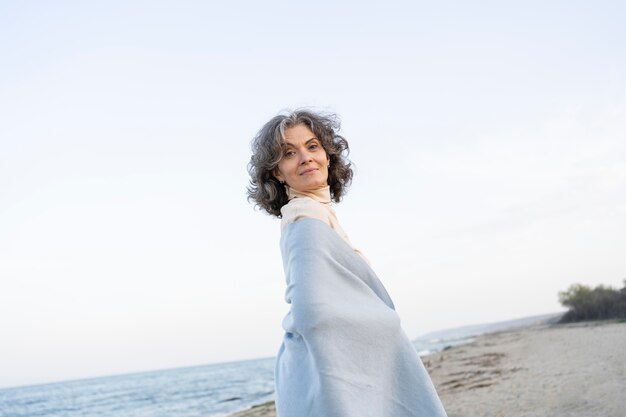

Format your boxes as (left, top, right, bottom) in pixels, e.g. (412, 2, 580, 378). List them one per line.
(247, 110, 352, 217)
(246, 109, 447, 417)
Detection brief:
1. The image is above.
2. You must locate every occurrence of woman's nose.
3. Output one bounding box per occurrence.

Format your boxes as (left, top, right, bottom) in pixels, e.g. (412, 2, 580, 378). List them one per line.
(299, 149, 313, 163)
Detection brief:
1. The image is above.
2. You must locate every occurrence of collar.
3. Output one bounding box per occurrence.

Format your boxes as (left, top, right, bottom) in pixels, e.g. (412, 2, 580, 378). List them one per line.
(286, 185, 332, 204)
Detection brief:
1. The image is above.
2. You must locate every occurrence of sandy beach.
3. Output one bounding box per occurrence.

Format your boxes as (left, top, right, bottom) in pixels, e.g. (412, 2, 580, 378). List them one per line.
(230, 320, 626, 417)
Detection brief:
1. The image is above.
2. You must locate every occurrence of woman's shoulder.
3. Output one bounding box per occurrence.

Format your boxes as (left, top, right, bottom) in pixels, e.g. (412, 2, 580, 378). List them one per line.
(280, 197, 332, 231)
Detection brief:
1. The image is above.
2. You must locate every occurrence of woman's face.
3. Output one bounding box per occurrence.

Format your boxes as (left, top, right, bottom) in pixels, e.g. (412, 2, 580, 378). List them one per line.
(274, 124, 329, 192)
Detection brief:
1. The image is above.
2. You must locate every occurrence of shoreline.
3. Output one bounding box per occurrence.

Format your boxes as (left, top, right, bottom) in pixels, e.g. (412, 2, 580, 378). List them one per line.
(229, 319, 626, 417)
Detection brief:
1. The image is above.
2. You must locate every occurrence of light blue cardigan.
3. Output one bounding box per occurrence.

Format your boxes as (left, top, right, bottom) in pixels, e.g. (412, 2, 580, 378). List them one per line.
(275, 218, 448, 417)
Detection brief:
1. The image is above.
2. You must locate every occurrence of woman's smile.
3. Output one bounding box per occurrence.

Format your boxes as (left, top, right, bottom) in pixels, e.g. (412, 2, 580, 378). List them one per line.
(300, 167, 319, 175)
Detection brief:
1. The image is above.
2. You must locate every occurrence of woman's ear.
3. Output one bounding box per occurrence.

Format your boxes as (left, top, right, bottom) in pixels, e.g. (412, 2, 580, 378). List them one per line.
(273, 168, 284, 184)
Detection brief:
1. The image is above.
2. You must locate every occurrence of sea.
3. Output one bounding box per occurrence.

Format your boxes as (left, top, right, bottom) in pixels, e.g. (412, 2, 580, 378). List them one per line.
(0, 313, 561, 417)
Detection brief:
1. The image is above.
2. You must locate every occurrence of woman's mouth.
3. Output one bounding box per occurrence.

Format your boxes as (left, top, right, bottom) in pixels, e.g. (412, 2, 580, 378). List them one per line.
(300, 168, 318, 175)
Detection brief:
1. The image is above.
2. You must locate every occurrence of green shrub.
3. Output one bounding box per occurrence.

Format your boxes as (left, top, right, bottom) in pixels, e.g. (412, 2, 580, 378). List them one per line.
(558, 280, 626, 323)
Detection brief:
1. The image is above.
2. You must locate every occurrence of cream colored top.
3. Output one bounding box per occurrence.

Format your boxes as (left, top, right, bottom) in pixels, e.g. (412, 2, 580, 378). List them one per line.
(280, 185, 369, 264)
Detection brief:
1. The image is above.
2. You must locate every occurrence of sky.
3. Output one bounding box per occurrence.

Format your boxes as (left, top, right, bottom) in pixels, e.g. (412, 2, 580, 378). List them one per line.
(1, 0, 625, 389)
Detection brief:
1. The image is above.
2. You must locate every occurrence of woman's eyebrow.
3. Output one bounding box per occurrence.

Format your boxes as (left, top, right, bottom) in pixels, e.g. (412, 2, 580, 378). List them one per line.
(282, 138, 318, 148)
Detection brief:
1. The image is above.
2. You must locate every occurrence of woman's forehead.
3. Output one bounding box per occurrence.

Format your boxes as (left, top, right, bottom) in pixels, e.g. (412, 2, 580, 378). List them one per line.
(282, 125, 318, 144)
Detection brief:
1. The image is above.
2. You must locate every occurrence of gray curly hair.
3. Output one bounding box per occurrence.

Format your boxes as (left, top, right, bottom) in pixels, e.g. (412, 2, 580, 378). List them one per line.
(247, 109, 353, 217)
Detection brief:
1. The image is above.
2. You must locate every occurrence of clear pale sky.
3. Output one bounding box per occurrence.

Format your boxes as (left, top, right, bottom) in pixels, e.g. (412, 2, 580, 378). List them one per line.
(1, 1, 625, 389)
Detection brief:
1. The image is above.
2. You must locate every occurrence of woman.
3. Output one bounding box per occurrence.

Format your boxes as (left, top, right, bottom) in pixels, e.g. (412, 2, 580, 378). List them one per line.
(247, 109, 447, 417)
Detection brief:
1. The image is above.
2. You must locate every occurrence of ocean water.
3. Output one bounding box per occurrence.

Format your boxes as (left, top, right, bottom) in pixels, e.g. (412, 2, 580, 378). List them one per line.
(0, 358, 275, 417)
(0, 313, 561, 417)
(0, 335, 467, 417)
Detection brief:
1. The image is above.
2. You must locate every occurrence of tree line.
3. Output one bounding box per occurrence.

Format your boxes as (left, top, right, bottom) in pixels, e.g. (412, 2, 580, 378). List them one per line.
(558, 280, 626, 323)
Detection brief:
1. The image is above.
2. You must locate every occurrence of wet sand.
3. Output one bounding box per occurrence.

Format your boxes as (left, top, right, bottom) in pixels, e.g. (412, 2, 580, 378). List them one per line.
(230, 320, 626, 417)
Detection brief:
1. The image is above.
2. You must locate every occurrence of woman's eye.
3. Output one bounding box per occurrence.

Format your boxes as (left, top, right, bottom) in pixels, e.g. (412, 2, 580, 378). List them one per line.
(284, 150, 296, 158)
(309, 144, 319, 150)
